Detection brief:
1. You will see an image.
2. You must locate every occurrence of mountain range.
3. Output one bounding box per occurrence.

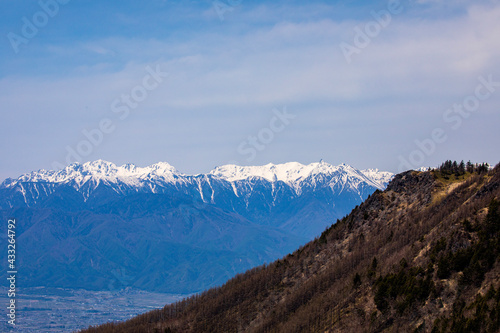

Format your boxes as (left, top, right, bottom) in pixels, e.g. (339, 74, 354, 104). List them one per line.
(82, 162, 500, 333)
(0, 160, 393, 293)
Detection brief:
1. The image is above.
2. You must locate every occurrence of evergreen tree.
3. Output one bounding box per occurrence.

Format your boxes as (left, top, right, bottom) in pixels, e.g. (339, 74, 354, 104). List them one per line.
(459, 160, 466, 175)
(466, 160, 474, 173)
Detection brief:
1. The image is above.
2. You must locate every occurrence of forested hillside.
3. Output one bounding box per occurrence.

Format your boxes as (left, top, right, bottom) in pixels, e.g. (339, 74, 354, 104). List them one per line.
(82, 162, 500, 333)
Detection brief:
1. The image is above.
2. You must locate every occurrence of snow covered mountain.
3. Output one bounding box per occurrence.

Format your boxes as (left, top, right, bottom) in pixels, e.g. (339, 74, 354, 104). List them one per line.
(0, 160, 393, 293)
(360, 168, 394, 187)
(1, 160, 390, 204)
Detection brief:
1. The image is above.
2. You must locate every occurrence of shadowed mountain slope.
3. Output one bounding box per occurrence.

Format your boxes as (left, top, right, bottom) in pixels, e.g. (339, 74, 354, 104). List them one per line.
(82, 162, 500, 332)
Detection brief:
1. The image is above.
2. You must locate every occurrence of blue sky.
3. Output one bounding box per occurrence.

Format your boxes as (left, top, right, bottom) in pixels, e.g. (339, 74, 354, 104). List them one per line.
(1, 0, 499, 179)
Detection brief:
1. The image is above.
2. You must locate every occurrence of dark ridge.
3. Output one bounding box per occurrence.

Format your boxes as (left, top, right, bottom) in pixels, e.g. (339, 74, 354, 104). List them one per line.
(81, 161, 500, 333)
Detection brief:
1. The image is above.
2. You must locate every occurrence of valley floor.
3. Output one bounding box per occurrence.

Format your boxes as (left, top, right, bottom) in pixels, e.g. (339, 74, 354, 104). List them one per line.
(0, 287, 185, 332)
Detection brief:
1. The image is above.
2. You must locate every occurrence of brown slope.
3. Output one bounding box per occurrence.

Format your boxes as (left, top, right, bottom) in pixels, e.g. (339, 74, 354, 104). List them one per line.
(81, 163, 500, 333)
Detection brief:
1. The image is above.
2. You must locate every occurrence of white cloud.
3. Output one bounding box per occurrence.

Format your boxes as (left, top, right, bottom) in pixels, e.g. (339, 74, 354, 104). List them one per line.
(1, 2, 499, 178)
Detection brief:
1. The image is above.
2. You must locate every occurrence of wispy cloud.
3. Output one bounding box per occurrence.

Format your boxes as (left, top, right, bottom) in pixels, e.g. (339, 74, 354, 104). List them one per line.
(0, 1, 499, 179)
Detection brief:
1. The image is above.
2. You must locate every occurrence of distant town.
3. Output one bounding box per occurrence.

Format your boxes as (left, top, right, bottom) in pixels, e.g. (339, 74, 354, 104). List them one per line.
(0, 287, 184, 332)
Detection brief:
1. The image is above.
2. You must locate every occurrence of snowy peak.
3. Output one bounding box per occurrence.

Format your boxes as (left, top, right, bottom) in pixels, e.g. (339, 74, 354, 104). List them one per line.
(210, 161, 337, 183)
(4, 160, 181, 188)
(210, 161, 392, 191)
(360, 168, 395, 188)
(210, 162, 321, 184)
